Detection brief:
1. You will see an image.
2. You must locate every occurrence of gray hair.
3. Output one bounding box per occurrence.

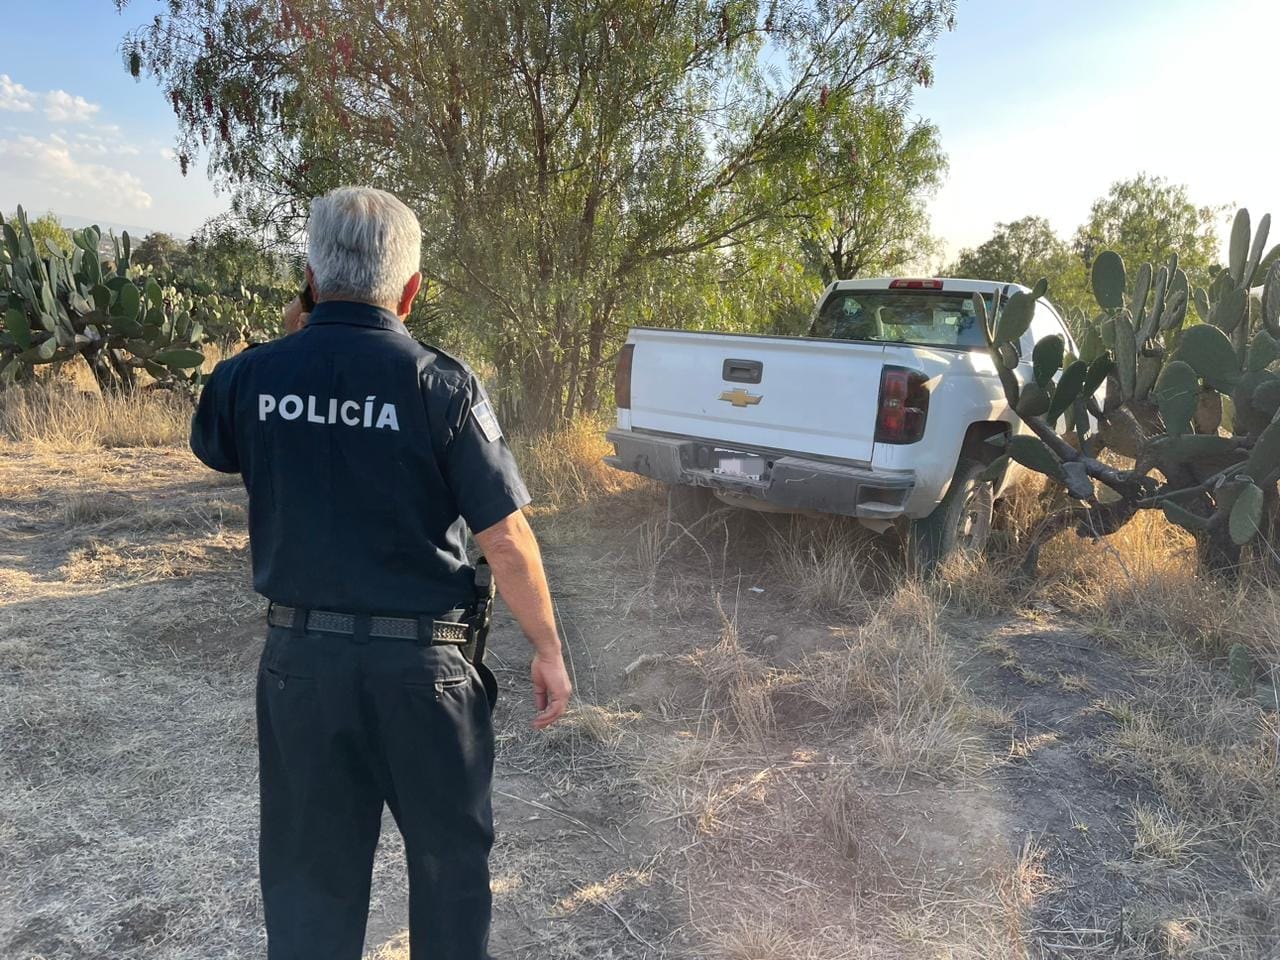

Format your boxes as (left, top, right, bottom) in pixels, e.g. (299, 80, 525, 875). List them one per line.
(307, 186, 422, 307)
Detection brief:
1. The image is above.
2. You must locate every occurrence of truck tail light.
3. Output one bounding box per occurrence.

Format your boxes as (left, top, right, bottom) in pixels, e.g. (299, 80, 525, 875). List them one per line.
(875, 365, 929, 444)
(614, 343, 635, 409)
(888, 279, 944, 290)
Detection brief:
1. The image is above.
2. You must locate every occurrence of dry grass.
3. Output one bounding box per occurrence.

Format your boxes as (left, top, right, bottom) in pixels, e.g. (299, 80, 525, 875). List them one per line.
(966, 477, 1280, 956)
(513, 416, 651, 512)
(633, 469, 1280, 958)
(684, 595, 790, 747)
(796, 582, 985, 778)
(767, 516, 894, 615)
(1096, 659, 1280, 859)
(0, 378, 194, 448)
(1129, 804, 1203, 868)
(0, 343, 242, 450)
(641, 563, 1031, 959)
(987, 476, 1280, 663)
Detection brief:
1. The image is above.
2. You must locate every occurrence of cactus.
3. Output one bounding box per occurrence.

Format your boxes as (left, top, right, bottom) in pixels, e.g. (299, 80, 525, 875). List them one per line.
(981, 207, 1280, 573)
(0, 205, 279, 394)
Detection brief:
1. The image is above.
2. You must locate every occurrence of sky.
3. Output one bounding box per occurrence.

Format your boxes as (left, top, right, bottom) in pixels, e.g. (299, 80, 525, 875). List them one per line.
(0, 1, 226, 235)
(914, 0, 1280, 262)
(1, 0, 1276, 258)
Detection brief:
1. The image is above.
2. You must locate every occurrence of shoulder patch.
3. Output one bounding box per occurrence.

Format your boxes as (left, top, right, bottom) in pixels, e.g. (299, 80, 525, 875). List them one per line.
(471, 399, 503, 442)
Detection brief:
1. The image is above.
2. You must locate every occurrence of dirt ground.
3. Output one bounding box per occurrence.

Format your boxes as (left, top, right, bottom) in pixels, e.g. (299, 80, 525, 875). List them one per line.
(1, 441, 1276, 959)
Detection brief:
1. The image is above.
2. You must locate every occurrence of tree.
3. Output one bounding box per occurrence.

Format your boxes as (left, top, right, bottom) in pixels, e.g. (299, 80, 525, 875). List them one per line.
(945, 215, 1090, 317)
(797, 102, 945, 283)
(181, 219, 295, 293)
(1072, 174, 1225, 289)
(121, 0, 955, 427)
(132, 232, 188, 274)
(947, 216, 1067, 283)
(9, 210, 72, 256)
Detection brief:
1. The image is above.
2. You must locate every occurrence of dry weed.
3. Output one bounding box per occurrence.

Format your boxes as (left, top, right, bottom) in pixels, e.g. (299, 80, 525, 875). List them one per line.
(879, 838, 1053, 960)
(512, 416, 650, 511)
(998, 839, 1054, 941)
(0, 343, 241, 450)
(1023, 507, 1280, 663)
(800, 583, 959, 720)
(767, 517, 892, 614)
(528, 701, 636, 758)
(1129, 804, 1203, 868)
(685, 595, 796, 746)
(1094, 655, 1280, 888)
(0, 379, 193, 448)
(929, 549, 1029, 617)
(788, 582, 989, 777)
(713, 916, 797, 960)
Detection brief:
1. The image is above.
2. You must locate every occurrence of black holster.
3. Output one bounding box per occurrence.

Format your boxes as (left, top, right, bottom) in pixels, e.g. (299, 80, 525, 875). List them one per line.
(464, 557, 499, 710)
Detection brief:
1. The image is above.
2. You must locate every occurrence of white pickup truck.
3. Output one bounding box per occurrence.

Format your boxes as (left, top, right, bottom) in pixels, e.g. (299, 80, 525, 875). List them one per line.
(604, 278, 1080, 567)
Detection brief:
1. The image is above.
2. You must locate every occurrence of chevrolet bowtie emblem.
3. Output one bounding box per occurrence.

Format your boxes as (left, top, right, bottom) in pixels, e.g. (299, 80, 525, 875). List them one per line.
(719, 388, 763, 408)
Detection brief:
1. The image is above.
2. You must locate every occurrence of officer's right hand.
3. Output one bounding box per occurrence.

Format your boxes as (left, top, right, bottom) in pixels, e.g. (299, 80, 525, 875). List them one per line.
(282, 296, 309, 335)
(530, 652, 571, 729)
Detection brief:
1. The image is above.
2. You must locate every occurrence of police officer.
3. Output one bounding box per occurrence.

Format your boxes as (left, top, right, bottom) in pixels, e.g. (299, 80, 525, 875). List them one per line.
(190, 186, 572, 960)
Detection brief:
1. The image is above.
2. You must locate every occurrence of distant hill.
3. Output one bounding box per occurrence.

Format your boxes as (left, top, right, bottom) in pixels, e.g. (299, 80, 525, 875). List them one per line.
(55, 212, 186, 242)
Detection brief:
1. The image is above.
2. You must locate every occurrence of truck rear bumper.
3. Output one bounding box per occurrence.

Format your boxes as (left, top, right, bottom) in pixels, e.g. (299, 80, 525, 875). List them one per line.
(604, 429, 914, 520)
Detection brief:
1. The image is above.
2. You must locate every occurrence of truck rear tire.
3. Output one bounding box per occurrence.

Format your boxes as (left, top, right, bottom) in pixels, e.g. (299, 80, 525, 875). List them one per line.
(908, 457, 994, 574)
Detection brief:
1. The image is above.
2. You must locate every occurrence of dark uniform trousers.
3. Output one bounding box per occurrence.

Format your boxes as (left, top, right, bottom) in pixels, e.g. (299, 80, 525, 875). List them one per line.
(257, 625, 495, 960)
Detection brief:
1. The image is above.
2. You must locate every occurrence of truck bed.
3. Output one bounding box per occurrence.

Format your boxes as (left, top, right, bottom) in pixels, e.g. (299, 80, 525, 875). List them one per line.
(622, 326, 888, 463)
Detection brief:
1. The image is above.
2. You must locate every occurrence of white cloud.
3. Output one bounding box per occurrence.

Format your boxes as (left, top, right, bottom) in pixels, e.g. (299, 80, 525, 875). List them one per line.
(0, 75, 35, 113)
(44, 89, 100, 124)
(0, 134, 152, 211)
(74, 131, 140, 157)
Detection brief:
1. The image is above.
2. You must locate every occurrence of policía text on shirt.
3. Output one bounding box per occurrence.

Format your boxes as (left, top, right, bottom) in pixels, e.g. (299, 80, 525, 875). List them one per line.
(257, 394, 400, 431)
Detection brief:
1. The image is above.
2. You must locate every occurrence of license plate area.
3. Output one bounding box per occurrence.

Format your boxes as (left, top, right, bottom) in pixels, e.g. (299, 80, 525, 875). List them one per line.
(712, 449, 766, 480)
(679, 441, 772, 481)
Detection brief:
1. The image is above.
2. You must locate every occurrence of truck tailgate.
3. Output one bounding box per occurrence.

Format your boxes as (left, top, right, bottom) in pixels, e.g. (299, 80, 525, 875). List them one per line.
(627, 328, 887, 463)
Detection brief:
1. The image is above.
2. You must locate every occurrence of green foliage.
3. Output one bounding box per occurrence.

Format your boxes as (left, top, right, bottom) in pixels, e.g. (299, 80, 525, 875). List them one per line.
(947, 216, 1073, 288)
(1091, 251, 1126, 309)
(0, 205, 271, 393)
(1229, 483, 1264, 545)
(8, 211, 73, 257)
(1176, 324, 1241, 391)
(1046, 360, 1087, 423)
(985, 206, 1280, 572)
(1152, 360, 1198, 435)
(123, 0, 956, 427)
(797, 104, 947, 284)
(179, 220, 295, 293)
(1072, 174, 1226, 291)
(1032, 335, 1064, 388)
(131, 232, 185, 274)
(1006, 435, 1066, 483)
(976, 280, 1104, 440)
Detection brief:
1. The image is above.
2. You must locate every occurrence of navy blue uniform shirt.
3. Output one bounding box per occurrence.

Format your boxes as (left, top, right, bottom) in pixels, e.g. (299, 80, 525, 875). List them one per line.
(190, 300, 531, 617)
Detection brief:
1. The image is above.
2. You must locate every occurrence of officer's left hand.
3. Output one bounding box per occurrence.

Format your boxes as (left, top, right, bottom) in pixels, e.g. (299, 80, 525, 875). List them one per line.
(531, 652, 572, 729)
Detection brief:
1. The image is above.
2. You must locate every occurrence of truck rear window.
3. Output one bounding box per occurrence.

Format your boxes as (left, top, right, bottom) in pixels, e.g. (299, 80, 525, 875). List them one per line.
(810, 291, 990, 349)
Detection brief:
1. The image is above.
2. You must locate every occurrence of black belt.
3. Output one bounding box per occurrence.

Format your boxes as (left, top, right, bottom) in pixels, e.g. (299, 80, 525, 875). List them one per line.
(267, 603, 470, 644)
